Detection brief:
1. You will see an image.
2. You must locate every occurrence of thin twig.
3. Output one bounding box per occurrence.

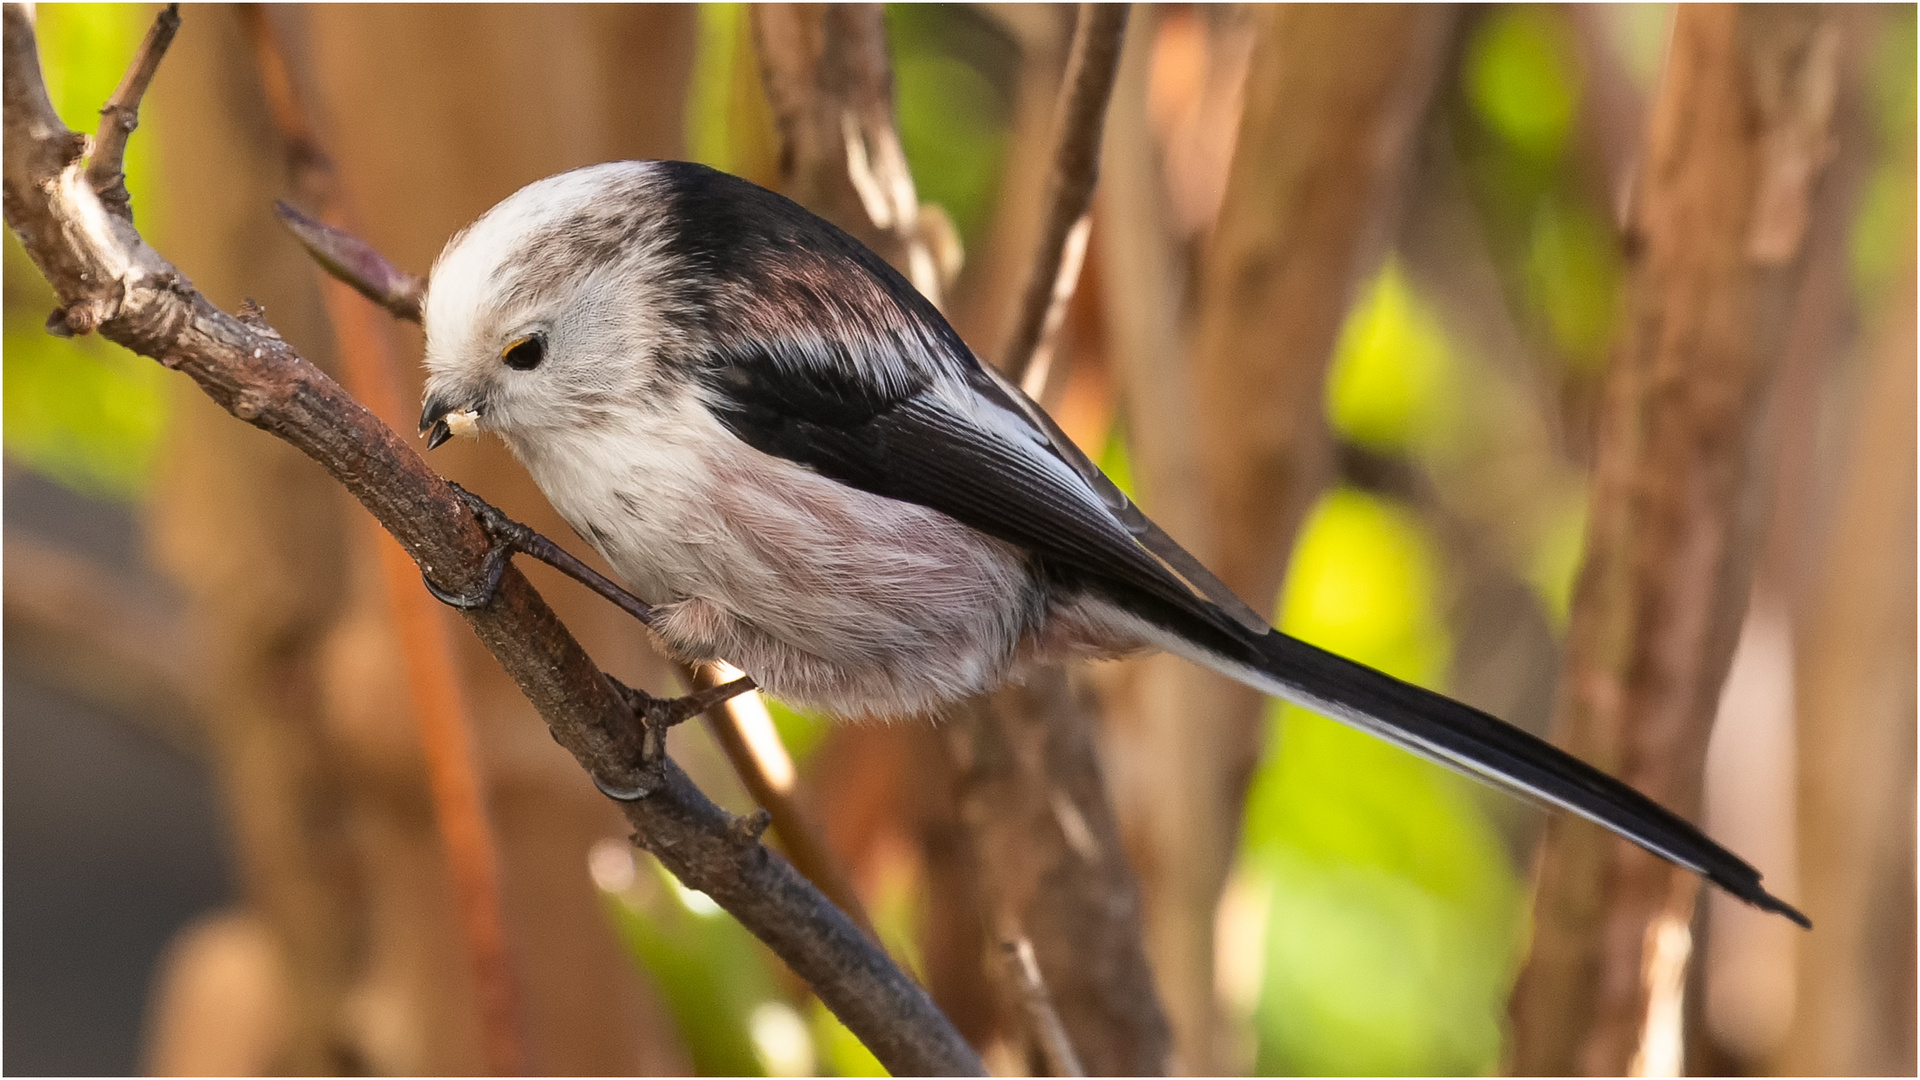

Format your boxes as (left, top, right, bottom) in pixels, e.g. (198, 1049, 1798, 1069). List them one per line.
(998, 3, 1128, 385)
(3, 528, 205, 755)
(84, 0, 178, 221)
(1000, 936, 1085, 1078)
(237, 10, 530, 1073)
(276, 201, 426, 322)
(1, 9, 981, 1073)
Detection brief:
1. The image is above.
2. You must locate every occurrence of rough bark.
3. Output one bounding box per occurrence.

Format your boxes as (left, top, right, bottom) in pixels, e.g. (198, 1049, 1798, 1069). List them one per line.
(1507, 7, 1842, 1073)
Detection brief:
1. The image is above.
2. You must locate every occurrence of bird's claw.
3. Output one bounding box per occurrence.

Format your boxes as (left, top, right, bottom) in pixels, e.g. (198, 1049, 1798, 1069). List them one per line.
(609, 673, 758, 735)
(590, 673, 757, 804)
(420, 482, 534, 611)
(422, 543, 511, 609)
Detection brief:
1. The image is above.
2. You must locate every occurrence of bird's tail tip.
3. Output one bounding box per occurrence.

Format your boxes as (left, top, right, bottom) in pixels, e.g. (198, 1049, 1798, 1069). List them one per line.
(1727, 873, 1811, 929)
(1756, 891, 1813, 930)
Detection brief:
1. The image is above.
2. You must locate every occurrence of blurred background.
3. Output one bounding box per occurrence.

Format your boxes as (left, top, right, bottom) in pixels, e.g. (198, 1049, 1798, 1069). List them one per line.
(3, 3, 1912, 1076)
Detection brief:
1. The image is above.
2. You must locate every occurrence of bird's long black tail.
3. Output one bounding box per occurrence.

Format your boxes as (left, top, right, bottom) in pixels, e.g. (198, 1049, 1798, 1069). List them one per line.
(1155, 614, 1810, 928)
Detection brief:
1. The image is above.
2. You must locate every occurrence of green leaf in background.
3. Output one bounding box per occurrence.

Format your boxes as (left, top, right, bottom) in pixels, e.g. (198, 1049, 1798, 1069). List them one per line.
(1465, 5, 1582, 163)
(884, 5, 1013, 247)
(4, 3, 170, 500)
(1525, 199, 1623, 370)
(1096, 419, 1137, 504)
(1852, 6, 1917, 310)
(762, 696, 832, 767)
(604, 849, 897, 1076)
(1522, 485, 1589, 630)
(1237, 489, 1525, 1075)
(1325, 260, 1458, 453)
(606, 857, 779, 1076)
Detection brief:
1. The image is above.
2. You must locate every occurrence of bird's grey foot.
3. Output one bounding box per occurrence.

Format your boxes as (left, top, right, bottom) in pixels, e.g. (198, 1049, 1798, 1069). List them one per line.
(422, 482, 657, 628)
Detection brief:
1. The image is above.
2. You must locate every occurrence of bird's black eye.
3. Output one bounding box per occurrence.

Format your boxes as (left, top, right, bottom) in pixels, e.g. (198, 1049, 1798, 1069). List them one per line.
(502, 333, 545, 371)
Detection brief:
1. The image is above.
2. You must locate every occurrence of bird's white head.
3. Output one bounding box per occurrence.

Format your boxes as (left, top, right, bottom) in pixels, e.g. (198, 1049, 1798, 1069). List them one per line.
(419, 160, 692, 451)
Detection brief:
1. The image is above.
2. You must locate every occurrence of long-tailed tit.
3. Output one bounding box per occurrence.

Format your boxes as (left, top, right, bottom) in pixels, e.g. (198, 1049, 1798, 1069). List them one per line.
(418, 160, 1805, 926)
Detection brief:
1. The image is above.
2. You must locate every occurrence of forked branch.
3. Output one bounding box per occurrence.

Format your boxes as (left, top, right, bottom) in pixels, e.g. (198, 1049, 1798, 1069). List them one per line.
(0, 7, 979, 1074)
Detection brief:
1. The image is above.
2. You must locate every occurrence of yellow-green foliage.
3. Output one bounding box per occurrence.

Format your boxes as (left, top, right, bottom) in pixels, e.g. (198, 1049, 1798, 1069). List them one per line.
(1525, 199, 1622, 368)
(1239, 490, 1525, 1075)
(1465, 5, 1582, 162)
(1325, 260, 1458, 452)
(1853, 7, 1917, 309)
(4, 3, 170, 499)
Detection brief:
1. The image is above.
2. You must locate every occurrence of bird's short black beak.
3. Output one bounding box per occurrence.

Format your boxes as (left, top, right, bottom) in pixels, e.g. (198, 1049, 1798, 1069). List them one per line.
(419, 393, 465, 451)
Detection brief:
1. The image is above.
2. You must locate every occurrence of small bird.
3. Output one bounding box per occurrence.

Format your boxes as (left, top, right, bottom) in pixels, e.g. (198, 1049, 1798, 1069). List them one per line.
(419, 160, 1806, 926)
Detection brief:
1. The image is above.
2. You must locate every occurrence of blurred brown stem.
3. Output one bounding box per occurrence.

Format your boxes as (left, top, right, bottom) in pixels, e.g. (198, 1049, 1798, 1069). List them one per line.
(1508, 7, 1842, 1073)
(1778, 27, 1916, 1067)
(746, 6, 1171, 1071)
(1000, 936, 1085, 1078)
(1100, 6, 1453, 1068)
(951, 671, 1171, 1075)
(240, 10, 528, 1072)
(751, 3, 943, 303)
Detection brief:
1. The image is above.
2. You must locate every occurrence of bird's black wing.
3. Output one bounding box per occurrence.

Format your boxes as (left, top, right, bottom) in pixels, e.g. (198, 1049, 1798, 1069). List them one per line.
(700, 333, 1233, 632)
(699, 333, 1806, 927)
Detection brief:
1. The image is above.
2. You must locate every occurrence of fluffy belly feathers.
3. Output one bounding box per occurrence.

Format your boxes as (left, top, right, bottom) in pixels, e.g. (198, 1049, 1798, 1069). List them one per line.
(512, 408, 1042, 717)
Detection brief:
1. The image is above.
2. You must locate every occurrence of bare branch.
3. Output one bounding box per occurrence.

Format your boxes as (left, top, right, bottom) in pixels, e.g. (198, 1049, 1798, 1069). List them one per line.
(0, 8, 981, 1074)
(85, 1, 178, 221)
(997, 3, 1128, 385)
(950, 672, 1172, 1075)
(2, 529, 205, 754)
(751, 4, 946, 303)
